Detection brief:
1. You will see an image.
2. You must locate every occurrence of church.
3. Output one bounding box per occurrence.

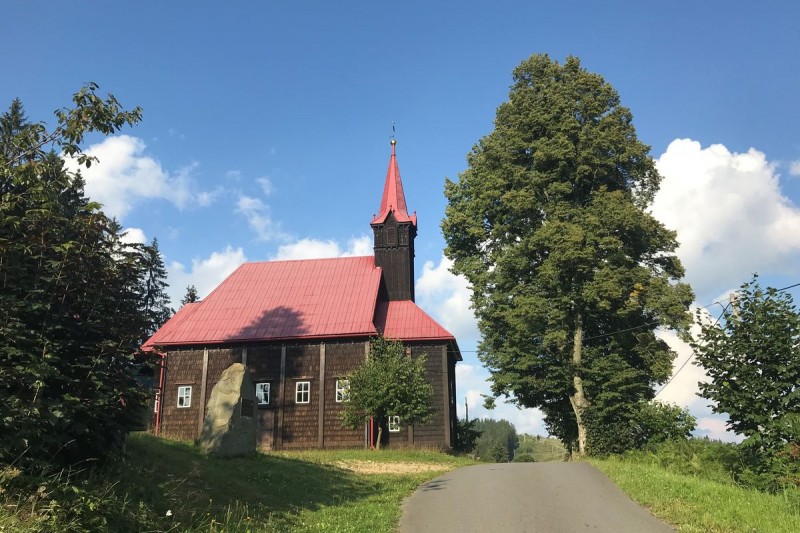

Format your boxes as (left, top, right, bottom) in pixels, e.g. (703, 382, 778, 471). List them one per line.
(143, 140, 461, 449)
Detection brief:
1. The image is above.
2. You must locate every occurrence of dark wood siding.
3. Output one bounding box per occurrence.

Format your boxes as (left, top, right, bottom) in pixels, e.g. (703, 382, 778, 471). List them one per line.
(157, 339, 455, 450)
(372, 212, 416, 301)
(408, 344, 447, 447)
(248, 345, 282, 450)
(281, 344, 320, 448)
(323, 341, 368, 448)
(161, 348, 204, 441)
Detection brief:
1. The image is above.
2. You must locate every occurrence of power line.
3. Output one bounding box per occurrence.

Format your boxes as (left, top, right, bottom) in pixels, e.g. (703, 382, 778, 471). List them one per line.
(653, 302, 730, 399)
(454, 281, 800, 355)
(653, 280, 800, 398)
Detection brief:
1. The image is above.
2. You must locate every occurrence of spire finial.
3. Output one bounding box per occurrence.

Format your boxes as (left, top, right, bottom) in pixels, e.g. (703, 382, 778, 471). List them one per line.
(391, 122, 396, 152)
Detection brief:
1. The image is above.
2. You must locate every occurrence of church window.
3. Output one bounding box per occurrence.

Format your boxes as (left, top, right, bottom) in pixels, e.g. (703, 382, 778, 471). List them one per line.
(255, 382, 270, 406)
(296, 381, 310, 404)
(387, 227, 397, 246)
(336, 379, 350, 402)
(177, 386, 191, 408)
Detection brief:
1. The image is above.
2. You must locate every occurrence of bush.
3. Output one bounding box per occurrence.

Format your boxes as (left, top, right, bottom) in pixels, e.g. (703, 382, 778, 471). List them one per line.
(622, 438, 740, 484)
(586, 401, 696, 456)
(513, 452, 536, 463)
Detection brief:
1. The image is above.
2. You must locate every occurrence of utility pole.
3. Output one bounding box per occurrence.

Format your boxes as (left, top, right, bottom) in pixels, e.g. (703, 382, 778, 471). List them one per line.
(730, 292, 740, 318)
(465, 396, 469, 423)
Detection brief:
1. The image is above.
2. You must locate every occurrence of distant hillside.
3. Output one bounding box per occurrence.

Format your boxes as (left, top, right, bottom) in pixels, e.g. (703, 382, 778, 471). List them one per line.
(516, 434, 566, 462)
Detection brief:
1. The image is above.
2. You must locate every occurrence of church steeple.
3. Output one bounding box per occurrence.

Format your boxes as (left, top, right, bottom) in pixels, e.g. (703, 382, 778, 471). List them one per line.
(371, 139, 417, 301)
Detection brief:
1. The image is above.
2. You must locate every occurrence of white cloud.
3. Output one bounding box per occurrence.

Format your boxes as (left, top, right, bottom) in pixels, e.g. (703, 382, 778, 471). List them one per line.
(272, 236, 372, 260)
(696, 417, 743, 443)
(68, 135, 214, 221)
(416, 256, 479, 345)
(119, 227, 147, 245)
(654, 328, 708, 409)
(790, 161, 800, 176)
(167, 246, 247, 307)
(257, 177, 273, 196)
(236, 195, 286, 241)
(653, 139, 800, 299)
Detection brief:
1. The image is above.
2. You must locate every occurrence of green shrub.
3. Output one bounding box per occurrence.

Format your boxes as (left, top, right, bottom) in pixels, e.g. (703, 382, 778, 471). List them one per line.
(513, 452, 536, 462)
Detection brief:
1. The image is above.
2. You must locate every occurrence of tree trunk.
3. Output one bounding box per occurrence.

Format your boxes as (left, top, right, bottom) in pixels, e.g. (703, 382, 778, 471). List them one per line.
(375, 424, 383, 451)
(568, 311, 590, 457)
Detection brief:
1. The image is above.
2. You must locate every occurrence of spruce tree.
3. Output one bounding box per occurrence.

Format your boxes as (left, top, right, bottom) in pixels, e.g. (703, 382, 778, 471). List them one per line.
(181, 284, 200, 306)
(141, 238, 173, 336)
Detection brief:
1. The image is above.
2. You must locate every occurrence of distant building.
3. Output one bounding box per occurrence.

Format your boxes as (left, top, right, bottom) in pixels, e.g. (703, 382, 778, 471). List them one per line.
(144, 141, 460, 449)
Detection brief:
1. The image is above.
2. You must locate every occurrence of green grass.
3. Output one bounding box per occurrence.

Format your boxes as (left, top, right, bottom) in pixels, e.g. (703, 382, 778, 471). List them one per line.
(0, 433, 475, 532)
(592, 457, 800, 533)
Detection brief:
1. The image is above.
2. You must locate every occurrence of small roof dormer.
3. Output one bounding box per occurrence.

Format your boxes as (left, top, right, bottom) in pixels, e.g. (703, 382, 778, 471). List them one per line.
(371, 139, 417, 227)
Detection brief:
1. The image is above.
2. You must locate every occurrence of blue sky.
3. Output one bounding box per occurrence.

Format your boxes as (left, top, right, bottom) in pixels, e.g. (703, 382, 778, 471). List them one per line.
(3, 1, 799, 439)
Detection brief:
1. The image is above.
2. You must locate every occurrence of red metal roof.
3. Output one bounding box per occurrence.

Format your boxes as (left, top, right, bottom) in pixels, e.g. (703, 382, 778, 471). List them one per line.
(142, 302, 201, 351)
(143, 256, 459, 359)
(374, 300, 455, 343)
(371, 140, 417, 226)
(144, 256, 382, 346)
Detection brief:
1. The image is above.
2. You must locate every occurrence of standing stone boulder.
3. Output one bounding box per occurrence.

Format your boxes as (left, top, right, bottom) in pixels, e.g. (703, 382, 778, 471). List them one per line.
(198, 363, 257, 457)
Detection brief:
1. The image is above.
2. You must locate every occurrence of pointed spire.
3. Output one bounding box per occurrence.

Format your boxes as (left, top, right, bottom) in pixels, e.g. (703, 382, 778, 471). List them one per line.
(372, 139, 417, 226)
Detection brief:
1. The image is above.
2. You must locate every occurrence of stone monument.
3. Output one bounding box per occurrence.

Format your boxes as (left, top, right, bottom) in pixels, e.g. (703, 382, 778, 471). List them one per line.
(198, 363, 257, 457)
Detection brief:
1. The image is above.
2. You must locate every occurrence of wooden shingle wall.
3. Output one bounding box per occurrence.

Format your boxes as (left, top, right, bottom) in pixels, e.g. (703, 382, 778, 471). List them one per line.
(281, 344, 320, 448)
(247, 345, 282, 450)
(161, 348, 204, 441)
(407, 344, 447, 447)
(157, 339, 455, 450)
(323, 341, 369, 448)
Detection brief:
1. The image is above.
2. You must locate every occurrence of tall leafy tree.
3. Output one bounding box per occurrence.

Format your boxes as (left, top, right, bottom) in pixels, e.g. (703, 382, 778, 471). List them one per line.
(692, 277, 800, 487)
(340, 337, 433, 450)
(442, 55, 693, 456)
(0, 87, 145, 470)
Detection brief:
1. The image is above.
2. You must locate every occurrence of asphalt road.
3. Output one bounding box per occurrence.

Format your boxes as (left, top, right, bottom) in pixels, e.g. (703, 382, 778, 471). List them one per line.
(398, 462, 674, 533)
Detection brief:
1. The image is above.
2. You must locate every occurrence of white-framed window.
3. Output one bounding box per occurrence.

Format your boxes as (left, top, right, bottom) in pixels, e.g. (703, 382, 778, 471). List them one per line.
(335, 379, 350, 403)
(295, 381, 310, 404)
(255, 382, 270, 406)
(153, 390, 160, 413)
(177, 386, 192, 408)
(388, 415, 401, 432)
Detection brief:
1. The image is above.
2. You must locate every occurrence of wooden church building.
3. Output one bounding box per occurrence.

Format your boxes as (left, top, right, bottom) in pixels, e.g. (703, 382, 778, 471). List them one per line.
(143, 140, 461, 450)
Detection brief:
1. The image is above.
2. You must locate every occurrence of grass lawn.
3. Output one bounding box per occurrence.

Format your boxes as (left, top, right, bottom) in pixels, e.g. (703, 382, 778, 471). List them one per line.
(592, 457, 800, 533)
(1, 433, 474, 532)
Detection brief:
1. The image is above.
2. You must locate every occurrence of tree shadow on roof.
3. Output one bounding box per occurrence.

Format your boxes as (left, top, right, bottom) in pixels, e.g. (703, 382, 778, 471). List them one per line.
(229, 305, 310, 342)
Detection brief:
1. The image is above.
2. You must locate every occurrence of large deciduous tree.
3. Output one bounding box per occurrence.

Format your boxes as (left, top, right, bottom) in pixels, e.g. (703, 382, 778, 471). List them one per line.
(340, 337, 433, 450)
(442, 55, 693, 456)
(0, 86, 148, 470)
(692, 277, 800, 488)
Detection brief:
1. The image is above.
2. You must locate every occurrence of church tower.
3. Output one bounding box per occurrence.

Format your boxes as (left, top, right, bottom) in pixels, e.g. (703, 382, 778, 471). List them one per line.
(371, 139, 417, 301)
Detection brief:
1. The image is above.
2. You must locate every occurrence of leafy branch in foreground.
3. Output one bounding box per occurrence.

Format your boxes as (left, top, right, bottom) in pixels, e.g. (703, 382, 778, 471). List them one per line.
(0, 86, 152, 471)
